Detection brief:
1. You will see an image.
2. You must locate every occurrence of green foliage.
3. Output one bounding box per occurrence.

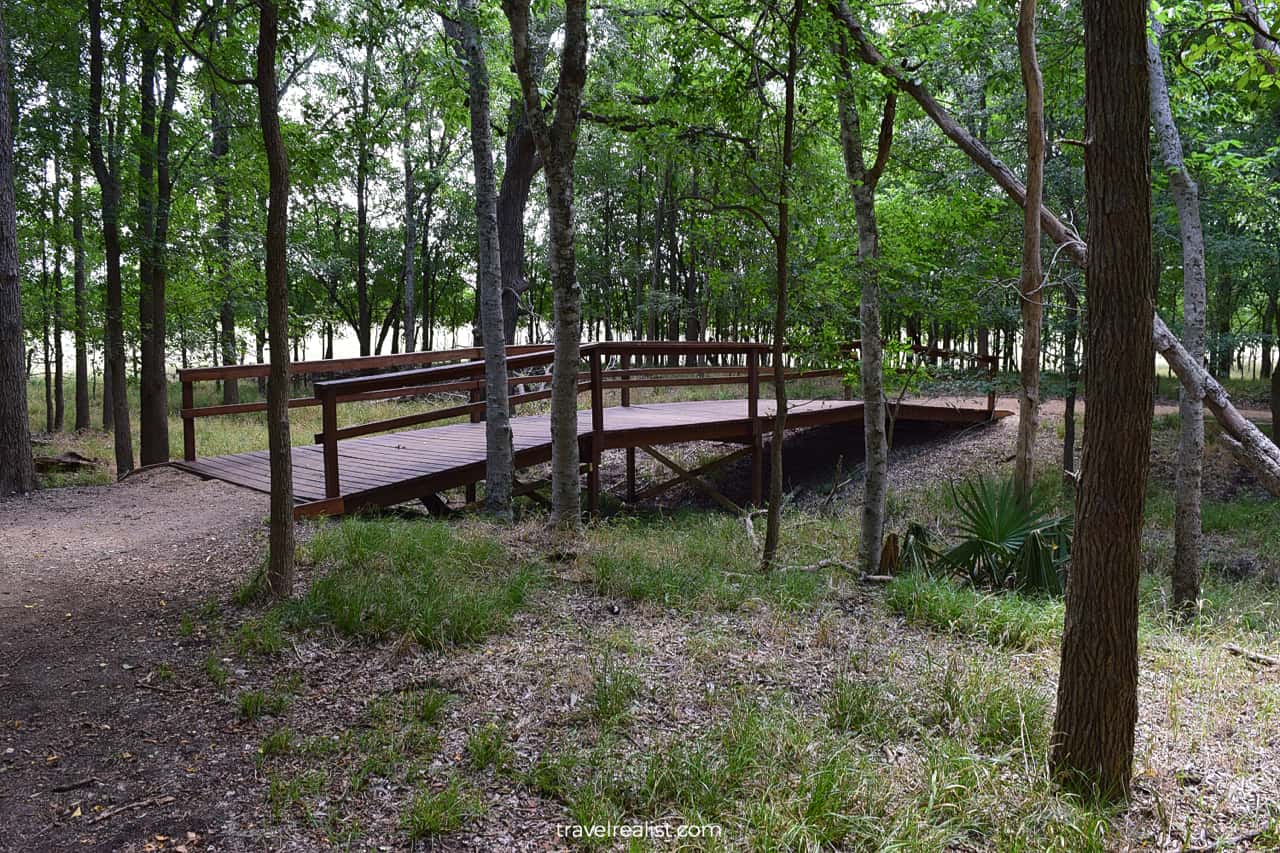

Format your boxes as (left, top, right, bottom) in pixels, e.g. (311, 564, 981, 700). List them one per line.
(936, 478, 1071, 595)
(589, 652, 643, 728)
(465, 722, 513, 772)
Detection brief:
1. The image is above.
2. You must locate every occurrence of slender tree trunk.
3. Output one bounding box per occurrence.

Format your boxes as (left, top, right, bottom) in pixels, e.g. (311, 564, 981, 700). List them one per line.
(402, 103, 417, 352)
(50, 165, 65, 432)
(355, 39, 373, 356)
(89, 0, 132, 475)
(137, 20, 166, 465)
(0, 6, 33, 495)
(256, 0, 294, 598)
(1051, 0, 1154, 799)
(503, 0, 588, 529)
(211, 17, 239, 404)
(72, 158, 89, 430)
(1148, 18, 1205, 618)
(836, 31, 895, 575)
(448, 0, 513, 518)
(1014, 0, 1044, 499)
(1062, 278, 1079, 481)
(761, 2, 802, 569)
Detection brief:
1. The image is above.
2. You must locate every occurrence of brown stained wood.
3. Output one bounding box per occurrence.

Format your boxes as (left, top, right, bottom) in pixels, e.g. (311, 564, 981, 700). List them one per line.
(173, 397, 996, 516)
(638, 444, 743, 515)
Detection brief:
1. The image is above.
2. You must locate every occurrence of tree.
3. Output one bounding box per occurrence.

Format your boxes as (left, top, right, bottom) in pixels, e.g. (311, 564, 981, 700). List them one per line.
(71, 156, 90, 431)
(256, 0, 295, 598)
(833, 10, 895, 576)
(1051, 0, 1154, 799)
(0, 3, 34, 497)
(1147, 14, 1206, 618)
(502, 0, 588, 529)
(88, 0, 133, 476)
(1013, 0, 1044, 500)
(446, 0, 513, 518)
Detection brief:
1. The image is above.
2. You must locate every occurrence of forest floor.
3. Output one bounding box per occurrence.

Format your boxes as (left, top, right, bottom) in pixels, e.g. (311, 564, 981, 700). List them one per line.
(2, 393, 1279, 852)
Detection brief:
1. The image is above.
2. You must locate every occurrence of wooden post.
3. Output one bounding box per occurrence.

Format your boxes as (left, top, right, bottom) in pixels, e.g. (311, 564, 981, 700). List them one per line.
(748, 348, 763, 506)
(466, 378, 481, 503)
(588, 347, 604, 517)
(621, 350, 635, 501)
(321, 386, 340, 499)
(181, 378, 196, 461)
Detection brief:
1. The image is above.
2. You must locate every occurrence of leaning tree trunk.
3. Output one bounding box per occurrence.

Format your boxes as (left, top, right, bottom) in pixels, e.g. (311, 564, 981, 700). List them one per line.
(448, 0, 513, 518)
(1051, 0, 1154, 800)
(835, 29, 895, 576)
(1148, 18, 1206, 617)
(256, 0, 294, 599)
(1013, 0, 1045, 499)
(0, 6, 34, 496)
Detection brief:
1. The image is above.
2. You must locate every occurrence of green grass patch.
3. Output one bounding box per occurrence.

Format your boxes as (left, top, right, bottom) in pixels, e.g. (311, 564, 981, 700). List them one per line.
(278, 518, 541, 650)
(239, 688, 291, 720)
(401, 777, 485, 839)
(465, 722, 514, 772)
(885, 572, 1062, 650)
(585, 512, 834, 610)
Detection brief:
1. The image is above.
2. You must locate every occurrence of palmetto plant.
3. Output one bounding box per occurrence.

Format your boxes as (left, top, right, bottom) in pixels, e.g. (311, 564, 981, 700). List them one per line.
(936, 478, 1071, 595)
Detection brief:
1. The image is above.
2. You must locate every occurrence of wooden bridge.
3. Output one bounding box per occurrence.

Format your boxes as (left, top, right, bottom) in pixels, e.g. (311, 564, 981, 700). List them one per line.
(173, 341, 1002, 519)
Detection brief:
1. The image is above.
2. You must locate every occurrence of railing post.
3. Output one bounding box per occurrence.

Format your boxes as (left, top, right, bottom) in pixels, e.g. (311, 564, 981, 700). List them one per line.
(621, 350, 635, 502)
(748, 349, 763, 507)
(466, 379, 482, 504)
(181, 378, 196, 461)
(588, 347, 604, 517)
(321, 386, 340, 499)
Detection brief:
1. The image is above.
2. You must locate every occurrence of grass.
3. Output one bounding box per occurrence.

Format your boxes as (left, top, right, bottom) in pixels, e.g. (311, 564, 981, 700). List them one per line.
(465, 722, 514, 771)
(401, 777, 485, 839)
(238, 688, 291, 720)
(885, 572, 1063, 650)
(584, 511, 843, 611)
(588, 652, 643, 728)
(277, 518, 542, 650)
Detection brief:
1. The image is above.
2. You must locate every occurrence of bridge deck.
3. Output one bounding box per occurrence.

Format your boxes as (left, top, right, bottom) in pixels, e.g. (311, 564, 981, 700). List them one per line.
(173, 398, 998, 516)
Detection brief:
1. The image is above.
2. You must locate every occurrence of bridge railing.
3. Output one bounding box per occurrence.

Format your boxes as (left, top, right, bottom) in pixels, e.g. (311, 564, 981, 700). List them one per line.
(180, 339, 997, 512)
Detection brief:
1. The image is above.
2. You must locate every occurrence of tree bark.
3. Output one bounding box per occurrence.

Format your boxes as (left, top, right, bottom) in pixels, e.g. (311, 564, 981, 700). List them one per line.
(402, 96, 417, 352)
(88, 0, 132, 476)
(52, 161, 65, 432)
(1148, 18, 1206, 617)
(1051, 0, 1153, 800)
(761, 0, 803, 570)
(503, 0, 588, 529)
(836, 30, 895, 576)
(210, 13, 239, 404)
(72, 157, 90, 430)
(447, 0, 513, 518)
(256, 0, 294, 598)
(1014, 0, 1044, 499)
(0, 5, 34, 495)
(355, 38, 373, 356)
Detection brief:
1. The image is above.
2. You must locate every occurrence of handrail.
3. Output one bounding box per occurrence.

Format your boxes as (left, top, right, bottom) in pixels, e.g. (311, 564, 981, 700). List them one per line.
(180, 338, 1001, 514)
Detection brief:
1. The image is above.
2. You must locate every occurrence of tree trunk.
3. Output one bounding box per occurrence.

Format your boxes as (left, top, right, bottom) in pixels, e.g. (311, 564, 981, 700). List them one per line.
(836, 29, 895, 576)
(497, 101, 540, 344)
(448, 0, 513, 518)
(503, 0, 588, 529)
(1052, 0, 1153, 800)
(89, 0, 132, 476)
(761, 1, 802, 570)
(210, 18, 239, 404)
(0, 6, 34, 496)
(1148, 18, 1206, 618)
(72, 157, 89, 430)
(51, 161, 65, 432)
(355, 38, 373, 356)
(402, 102, 417, 352)
(1062, 278, 1079, 482)
(1014, 0, 1044, 499)
(137, 19, 169, 466)
(256, 0, 294, 598)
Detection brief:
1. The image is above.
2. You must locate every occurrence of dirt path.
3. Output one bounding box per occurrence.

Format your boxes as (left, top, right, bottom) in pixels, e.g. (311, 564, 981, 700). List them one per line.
(0, 468, 268, 853)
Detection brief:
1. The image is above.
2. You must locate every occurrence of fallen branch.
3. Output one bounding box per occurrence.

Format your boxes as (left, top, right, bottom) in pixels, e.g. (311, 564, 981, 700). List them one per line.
(50, 777, 100, 793)
(1224, 643, 1279, 667)
(1184, 825, 1272, 852)
(89, 794, 176, 823)
(775, 557, 855, 573)
(742, 509, 766, 554)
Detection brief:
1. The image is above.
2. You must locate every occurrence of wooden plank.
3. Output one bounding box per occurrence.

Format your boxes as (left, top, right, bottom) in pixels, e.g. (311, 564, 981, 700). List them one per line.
(638, 445, 743, 515)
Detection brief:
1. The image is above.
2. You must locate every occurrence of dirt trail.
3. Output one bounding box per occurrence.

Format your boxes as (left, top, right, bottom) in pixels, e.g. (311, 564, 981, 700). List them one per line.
(0, 468, 267, 853)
